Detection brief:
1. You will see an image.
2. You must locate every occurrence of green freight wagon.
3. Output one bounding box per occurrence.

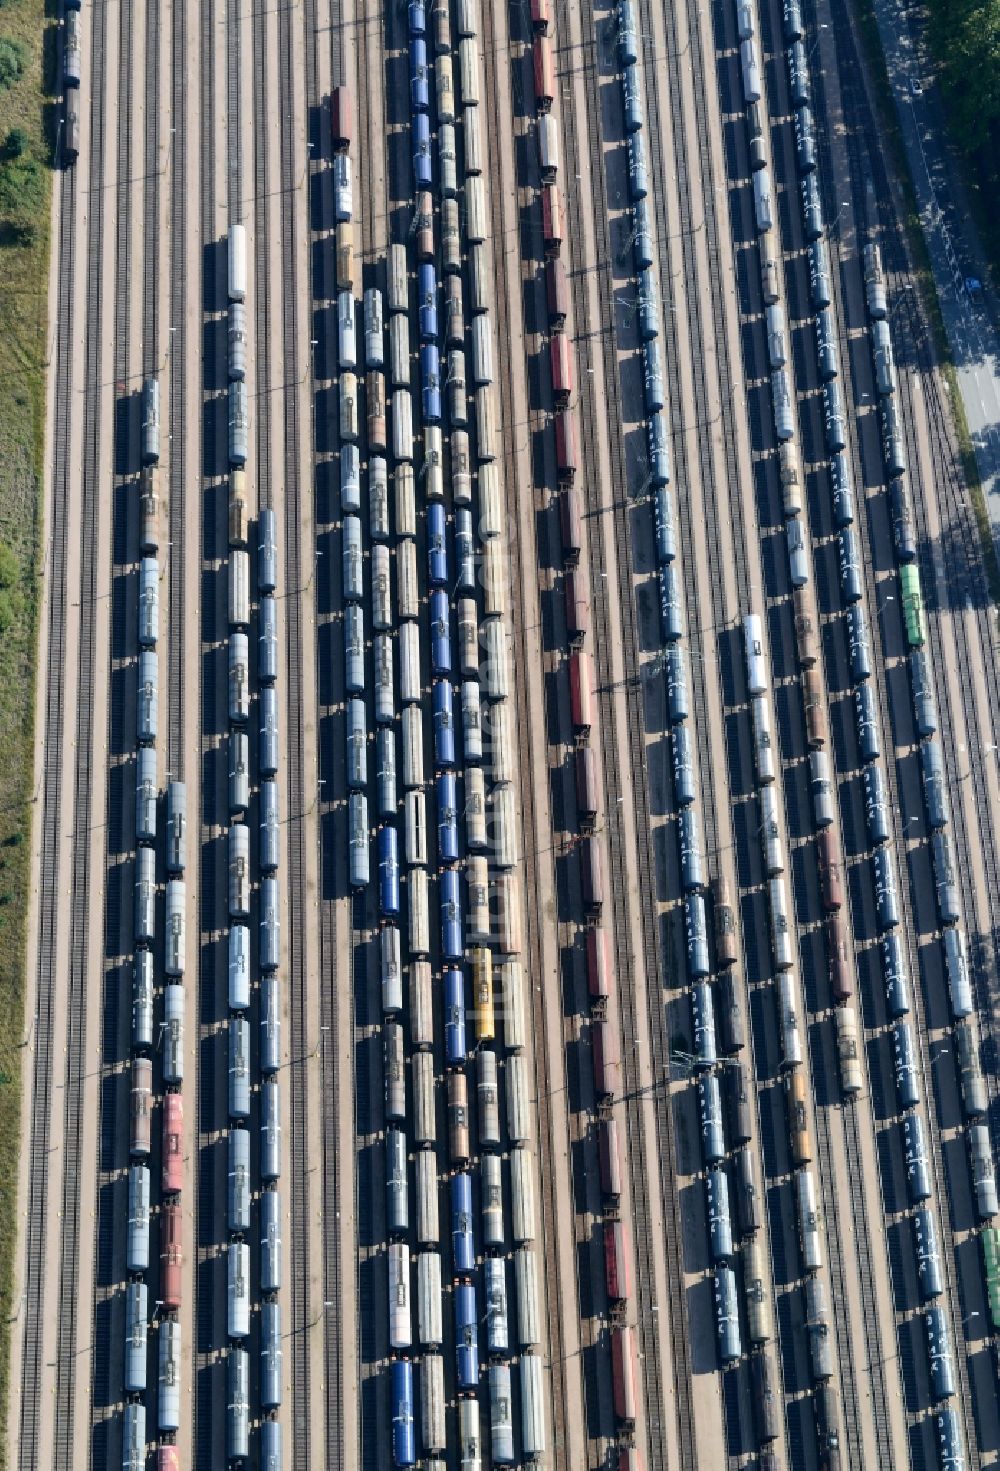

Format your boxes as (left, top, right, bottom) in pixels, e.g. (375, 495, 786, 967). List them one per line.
(983, 1225, 1000, 1331)
(900, 564, 927, 649)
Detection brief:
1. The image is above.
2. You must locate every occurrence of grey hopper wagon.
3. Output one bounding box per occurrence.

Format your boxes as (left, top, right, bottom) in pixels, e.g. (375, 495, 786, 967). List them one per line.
(421, 1354, 447, 1454)
(810, 750, 834, 828)
(138, 557, 159, 647)
(164, 881, 186, 979)
(402, 706, 425, 789)
(796, 1168, 823, 1270)
(805, 1276, 833, 1379)
(261, 1078, 282, 1182)
(910, 649, 938, 737)
(260, 1300, 283, 1412)
(830, 452, 855, 527)
(490, 1363, 515, 1465)
(158, 1318, 181, 1433)
(228, 1241, 250, 1338)
(165, 780, 186, 873)
(228, 1127, 251, 1233)
(501, 959, 526, 1051)
(893, 1022, 920, 1109)
(406, 863, 430, 955)
(127, 1165, 151, 1273)
(759, 785, 785, 876)
(123, 1281, 148, 1393)
(228, 380, 248, 466)
(380, 927, 403, 1017)
(228, 632, 249, 723)
(698, 1073, 725, 1165)
(520, 1352, 546, 1457)
(260, 973, 281, 1073)
(751, 694, 776, 783)
(228, 299, 247, 380)
(706, 1168, 733, 1263)
(341, 438, 361, 508)
(229, 730, 249, 815)
(715, 1265, 742, 1365)
(141, 377, 161, 464)
(511, 1146, 537, 1243)
(671, 724, 696, 807)
(955, 1021, 987, 1117)
(765, 302, 788, 369)
(139, 465, 160, 554)
(228, 822, 250, 919)
(260, 873, 281, 969)
(855, 681, 880, 763)
(883, 932, 910, 1018)
(134, 846, 156, 946)
(863, 762, 890, 844)
(464, 101, 484, 174)
(137, 649, 159, 744)
(931, 829, 961, 924)
(970, 1123, 999, 1219)
(412, 1049, 436, 1144)
(691, 982, 717, 1069)
(836, 1006, 863, 1094)
(484, 1255, 510, 1354)
(226, 1348, 250, 1461)
(375, 632, 397, 722)
(337, 289, 357, 370)
(914, 1209, 943, 1298)
(229, 1016, 250, 1119)
(903, 1113, 931, 1202)
(920, 739, 949, 831)
(481, 1152, 504, 1248)
(162, 982, 184, 1082)
(778, 971, 803, 1069)
(132, 952, 153, 1049)
(135, 746, 157, 845)
(260, 1187, 282, 1293)
(417, 1250, 443, 1346)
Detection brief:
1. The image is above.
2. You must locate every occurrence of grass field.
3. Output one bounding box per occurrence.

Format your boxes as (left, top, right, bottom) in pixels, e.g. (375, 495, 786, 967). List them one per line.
(0, 0, 53, 1462)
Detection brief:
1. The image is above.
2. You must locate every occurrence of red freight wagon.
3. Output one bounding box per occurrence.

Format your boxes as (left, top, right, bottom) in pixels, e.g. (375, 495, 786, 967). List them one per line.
(564, 566, 589, 644)
(817, 825, 843, 912)
(530, 0, 551, 33)
(533, 36, 554, 111)
(604, 1218, 632, 1302)
(593, 1015, 621, 1098)
(586, 925, 611, 1000)
(332, 85, 353, 151)
(611, 1324, 638, 1424)
(162, 1091, 184, 1195)
(581, 834, 604, 911)
(575, 745, 599, 828)
(157, 1450, 180, 1471)
(598, 1115, 622, 1199)
(550, 333, 574, 406)
(555, 409, 577, 482)
(541, 184, 563, 257)
(803, 667, 827, 749)
(826, 911, 852, 1002)
(618, 1450, 644, 1471)
(161, 1200, 183, 1310)
(712, 875, 738, 967)
(569, 648, 593, 734)
(793, 583, 819, 668)
(546, 258, 570, 331)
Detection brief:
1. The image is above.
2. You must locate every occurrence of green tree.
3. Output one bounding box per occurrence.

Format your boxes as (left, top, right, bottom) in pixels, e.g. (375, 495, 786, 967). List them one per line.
(0, 36, 25, 89)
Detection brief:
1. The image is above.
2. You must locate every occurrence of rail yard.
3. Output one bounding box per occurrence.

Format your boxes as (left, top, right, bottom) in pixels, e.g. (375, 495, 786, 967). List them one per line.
(9, 0, 1000, 1467)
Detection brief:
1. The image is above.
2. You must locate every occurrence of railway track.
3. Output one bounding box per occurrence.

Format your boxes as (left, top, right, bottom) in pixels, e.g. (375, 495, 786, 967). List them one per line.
(274, 0, 313, 1460)
(795, 3, 985, 1463)
(479, 3, 578, 1466)
(168, 0, 188, 775)
(18, 11, 93, 1470)
(54, 0, 121, 1464)
(553, 2, 696, 1466)
(194, 0, 227, 1462)
(306, 0, 347, 1465)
